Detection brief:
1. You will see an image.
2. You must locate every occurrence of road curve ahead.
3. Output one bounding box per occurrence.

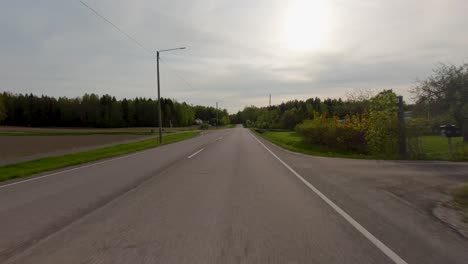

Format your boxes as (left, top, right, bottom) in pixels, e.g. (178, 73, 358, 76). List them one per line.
(1, 127, 467, 263)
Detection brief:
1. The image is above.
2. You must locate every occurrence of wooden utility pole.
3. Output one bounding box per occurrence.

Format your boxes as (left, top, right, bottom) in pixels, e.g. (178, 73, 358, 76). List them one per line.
(397, 96, 406, 157)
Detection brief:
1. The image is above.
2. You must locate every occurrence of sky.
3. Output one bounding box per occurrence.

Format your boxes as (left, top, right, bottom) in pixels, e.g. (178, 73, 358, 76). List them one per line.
(1, 0, 467, 113)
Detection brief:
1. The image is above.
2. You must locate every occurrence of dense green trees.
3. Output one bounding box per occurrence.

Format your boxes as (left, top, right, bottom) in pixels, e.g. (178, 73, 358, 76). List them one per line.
(412, 63, 468, 141)
(234, 97, 369, 129)
(0, 92, 229, 128)
(0, 94, 6, 123)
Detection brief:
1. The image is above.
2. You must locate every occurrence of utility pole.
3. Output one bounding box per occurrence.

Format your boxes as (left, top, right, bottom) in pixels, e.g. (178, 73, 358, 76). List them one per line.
(155, 47, 186, 144)
(397, 96, 406, 158)
(216, 102, 218, 129)
(268, 94, 271, 129)
(156, 51, 162, 144)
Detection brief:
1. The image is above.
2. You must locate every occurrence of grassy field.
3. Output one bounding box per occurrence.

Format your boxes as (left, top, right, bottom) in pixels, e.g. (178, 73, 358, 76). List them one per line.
(0, 131, 199, 182)
(420, 136, 465, 160)
(258, 131, 372, 159)
(258, 131, 467, 161)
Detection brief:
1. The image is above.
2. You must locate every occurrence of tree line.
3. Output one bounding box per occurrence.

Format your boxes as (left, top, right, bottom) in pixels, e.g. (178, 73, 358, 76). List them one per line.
(230, 96, 377, 130)
(232, 62, 467, 142)
(230, 62, 467, 159)
(0, 92, 229, 128)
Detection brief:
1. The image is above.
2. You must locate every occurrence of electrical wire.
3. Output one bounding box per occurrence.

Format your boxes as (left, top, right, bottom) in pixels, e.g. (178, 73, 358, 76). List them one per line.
(159, 58, 195, 90)
(78, 1, 196, 91)
(78, 0, 153, 55)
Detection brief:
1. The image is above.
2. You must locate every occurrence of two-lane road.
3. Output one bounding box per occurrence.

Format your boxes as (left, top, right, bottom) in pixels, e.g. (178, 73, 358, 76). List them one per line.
(1, 127, 467, 263)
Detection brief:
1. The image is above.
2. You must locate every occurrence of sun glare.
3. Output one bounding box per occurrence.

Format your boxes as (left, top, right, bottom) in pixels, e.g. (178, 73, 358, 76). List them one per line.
(283, 0, 332, 52)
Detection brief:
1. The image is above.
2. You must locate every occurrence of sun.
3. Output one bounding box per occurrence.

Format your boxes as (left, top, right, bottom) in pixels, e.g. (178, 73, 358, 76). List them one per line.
(282, 0, 332, 52)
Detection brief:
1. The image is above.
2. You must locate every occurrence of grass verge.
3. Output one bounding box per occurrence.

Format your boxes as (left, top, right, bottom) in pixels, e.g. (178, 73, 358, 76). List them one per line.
(256, 131, 467, 161)
(256, 130, 373, 159)
(0, 131, 199, 182)
(453, 184, 468, 211)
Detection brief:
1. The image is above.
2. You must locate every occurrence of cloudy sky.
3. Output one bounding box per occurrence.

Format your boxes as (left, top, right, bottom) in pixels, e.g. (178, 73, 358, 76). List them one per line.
(1, 0, 467, 112)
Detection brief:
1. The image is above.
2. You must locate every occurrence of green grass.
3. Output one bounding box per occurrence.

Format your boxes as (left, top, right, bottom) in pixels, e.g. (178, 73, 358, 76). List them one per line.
(0, 131, 199, 182)
(225, 124, 236, 128)
(420, 136, 466, 160)
(258, 131, 372, 159)
(257, 131, 467, 161)
(453, 184, 468, 211)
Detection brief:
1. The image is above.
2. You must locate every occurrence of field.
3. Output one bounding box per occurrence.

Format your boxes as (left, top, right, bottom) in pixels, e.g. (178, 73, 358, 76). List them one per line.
(0, 131, 199, 182)
(420, 136, 464, 160)
(0, 125, 199, 136)
(258, 131, 467, 161)
(0, 126, 201, 166)
(0, 134, 151, 164)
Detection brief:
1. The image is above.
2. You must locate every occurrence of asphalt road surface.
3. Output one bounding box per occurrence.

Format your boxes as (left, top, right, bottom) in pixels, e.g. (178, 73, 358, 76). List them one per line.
(1, 127, 467, 263)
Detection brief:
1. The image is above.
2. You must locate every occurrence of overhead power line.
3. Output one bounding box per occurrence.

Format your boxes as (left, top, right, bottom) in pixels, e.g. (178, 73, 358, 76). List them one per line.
(78, 0, 153, 55)
(77, 1, 196, 92)
(159, 58, 195, 90)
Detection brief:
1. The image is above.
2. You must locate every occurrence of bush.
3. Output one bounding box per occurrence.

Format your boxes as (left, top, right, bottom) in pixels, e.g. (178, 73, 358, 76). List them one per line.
(296, 91, 402, 158)
(199, 123, 209, 130)
(244, 120, 254, 128)
(296, 113, 368, 153)
(365, 91, 399, 158)
(366, 110, 399, 158)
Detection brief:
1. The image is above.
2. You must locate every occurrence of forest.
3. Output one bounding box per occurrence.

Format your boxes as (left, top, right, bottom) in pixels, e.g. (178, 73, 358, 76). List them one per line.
(0, 92, 229, 128)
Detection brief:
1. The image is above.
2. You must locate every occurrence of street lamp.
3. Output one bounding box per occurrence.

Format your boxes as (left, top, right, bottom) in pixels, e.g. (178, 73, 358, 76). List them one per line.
(156, 47, 186, 144)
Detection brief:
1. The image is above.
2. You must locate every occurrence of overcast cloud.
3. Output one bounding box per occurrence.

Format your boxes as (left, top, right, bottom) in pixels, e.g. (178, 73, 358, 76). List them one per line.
(1, 0, 467, 112)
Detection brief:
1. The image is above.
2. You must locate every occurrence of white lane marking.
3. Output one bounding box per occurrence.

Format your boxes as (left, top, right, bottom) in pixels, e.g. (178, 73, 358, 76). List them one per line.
(249, 132, 408, 264)
(0, 148, 156, 189)
(0, 132, 211, 189)
(187, 148, 204, 159)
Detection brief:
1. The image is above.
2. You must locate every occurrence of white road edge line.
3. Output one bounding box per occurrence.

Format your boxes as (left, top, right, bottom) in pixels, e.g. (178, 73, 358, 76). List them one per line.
(249, 132, 408, 264)
(187, 148, 204, 159)
(0, 147, 158, 189)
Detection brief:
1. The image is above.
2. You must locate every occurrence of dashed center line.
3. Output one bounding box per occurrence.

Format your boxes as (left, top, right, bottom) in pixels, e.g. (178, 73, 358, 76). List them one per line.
(187, 149, 204, 159)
